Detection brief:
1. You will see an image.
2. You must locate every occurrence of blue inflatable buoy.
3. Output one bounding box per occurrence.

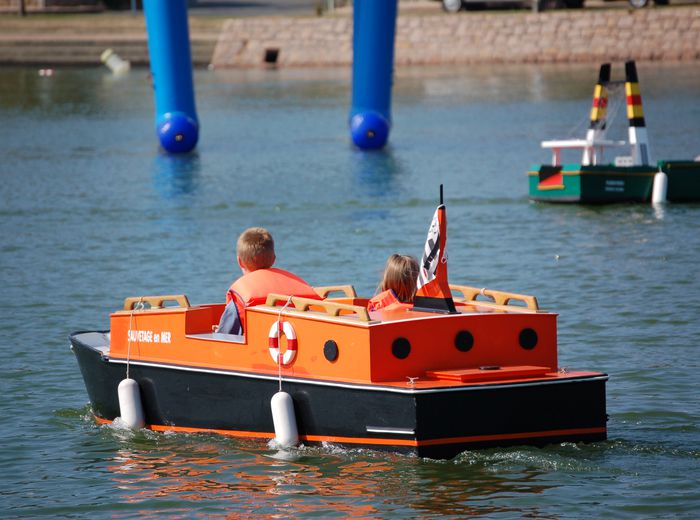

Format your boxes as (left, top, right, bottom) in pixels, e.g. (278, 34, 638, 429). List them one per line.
(144, 0, 199, 154)
(350, 111, 390, 150)
(349, 0, 397, 150)
(157, 112, 199, 154)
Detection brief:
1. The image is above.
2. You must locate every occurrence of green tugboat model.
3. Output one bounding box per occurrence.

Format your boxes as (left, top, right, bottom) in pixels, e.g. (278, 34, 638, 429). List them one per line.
(528, 61, 700, 203)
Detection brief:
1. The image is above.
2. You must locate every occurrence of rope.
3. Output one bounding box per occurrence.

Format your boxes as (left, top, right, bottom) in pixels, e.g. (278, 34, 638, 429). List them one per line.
(126, 297, 145, 380)
(565, 81, 626, 141)
(566, 108, 590, 140)
(276, 295, 294, 393)
(604, 82, 626, 139)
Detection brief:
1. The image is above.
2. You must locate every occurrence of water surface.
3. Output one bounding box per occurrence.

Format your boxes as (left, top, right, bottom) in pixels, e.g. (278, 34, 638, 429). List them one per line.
(1, 63, 699, 518)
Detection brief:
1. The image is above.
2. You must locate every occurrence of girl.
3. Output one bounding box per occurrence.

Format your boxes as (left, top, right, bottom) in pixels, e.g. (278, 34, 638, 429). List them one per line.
(368, 254, 419, 311)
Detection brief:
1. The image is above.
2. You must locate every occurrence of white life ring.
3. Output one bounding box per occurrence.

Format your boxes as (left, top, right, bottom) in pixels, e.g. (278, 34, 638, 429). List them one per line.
(268, 320, 298, 366)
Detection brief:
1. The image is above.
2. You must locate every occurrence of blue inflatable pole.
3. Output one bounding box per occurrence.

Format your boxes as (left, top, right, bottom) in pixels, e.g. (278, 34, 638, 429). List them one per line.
(350, 0, 398, 150)
(143, 0, 199, 153)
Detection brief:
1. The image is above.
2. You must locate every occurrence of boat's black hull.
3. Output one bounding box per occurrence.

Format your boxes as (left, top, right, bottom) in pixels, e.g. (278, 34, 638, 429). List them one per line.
(71, 332, 607, 459)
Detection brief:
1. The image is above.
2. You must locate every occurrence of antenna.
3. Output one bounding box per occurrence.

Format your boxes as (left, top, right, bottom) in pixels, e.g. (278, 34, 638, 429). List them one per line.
(440, 184, 444, 205)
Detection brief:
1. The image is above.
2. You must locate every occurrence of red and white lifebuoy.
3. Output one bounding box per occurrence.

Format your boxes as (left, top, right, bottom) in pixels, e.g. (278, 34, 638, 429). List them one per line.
(268, 320, 298, 366)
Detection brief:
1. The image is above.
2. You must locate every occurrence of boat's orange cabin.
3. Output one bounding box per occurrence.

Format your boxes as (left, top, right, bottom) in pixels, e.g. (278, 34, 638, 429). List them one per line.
(108, 284, 586, 389)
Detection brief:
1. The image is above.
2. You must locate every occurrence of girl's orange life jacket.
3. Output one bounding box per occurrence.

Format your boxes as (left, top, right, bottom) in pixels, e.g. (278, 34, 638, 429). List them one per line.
(227, 268, 321, 331)
(367, 289, 406, 312)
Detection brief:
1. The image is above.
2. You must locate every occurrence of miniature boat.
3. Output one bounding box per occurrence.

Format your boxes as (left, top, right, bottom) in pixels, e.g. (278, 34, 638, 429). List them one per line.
(71, 196, 607, 459)
(528, 61, 700, 203)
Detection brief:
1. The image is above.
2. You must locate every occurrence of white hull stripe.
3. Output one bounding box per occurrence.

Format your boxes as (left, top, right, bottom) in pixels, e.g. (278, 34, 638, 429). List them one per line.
(366, 426, 416, 435)
(106, 357, 608, 395)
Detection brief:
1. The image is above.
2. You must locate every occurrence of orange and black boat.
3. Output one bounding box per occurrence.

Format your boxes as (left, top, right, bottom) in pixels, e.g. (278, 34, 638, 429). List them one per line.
(71, 196, 607, 459)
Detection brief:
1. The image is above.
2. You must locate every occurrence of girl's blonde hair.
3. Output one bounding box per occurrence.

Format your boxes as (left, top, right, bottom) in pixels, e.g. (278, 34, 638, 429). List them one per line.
(236, 227, 275, 270)
(379, 254, 420, 304)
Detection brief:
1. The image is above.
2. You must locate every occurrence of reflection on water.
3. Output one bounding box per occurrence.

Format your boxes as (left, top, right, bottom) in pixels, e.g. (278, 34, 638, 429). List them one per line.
(100, 430, 571, 518)
(348, 146, 405, 222)
(106, 439, 387, 518)
(652, 203, 666, 221)
(152, 153, 201, 198)
(404, 64, 594, 105)
(351, 146, 404, 197)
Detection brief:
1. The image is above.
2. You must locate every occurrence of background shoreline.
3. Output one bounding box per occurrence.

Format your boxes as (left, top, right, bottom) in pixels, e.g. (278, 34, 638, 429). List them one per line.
(0, 4, 698, 68)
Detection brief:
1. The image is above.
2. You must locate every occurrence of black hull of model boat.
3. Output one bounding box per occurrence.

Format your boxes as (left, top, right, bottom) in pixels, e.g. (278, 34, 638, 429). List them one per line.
(71, 332, 607, 459)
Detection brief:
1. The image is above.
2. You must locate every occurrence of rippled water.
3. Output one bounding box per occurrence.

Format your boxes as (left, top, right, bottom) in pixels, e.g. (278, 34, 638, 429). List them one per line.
(1, 63, 699, 518)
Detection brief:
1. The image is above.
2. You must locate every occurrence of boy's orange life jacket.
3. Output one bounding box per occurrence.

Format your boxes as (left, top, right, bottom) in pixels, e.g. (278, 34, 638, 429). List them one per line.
(227, 268, 321, 330)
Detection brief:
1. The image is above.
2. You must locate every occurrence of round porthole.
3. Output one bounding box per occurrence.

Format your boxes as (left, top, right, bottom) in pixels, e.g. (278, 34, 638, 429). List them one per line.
(324, 340, 339, 362)
(519, 328, 538, 350)
(455, 330, 474, 352)
(392, 337, 411, 360)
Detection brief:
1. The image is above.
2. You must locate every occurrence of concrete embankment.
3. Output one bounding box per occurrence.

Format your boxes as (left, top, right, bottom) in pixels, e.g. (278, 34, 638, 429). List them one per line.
(0, 14, 222, 66)
(0, 5, 698, 68)
(212, 7, 700, 67)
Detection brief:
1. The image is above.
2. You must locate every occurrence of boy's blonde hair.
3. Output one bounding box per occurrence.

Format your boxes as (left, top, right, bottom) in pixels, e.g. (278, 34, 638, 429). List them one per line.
(379, 254, 419, 304)
(237, 227, 275, 271)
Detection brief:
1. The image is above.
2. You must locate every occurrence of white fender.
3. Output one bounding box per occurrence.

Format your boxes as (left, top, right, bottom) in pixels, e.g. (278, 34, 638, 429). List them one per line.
(118, 378, 145, 429)
(652, 170, 668, 204)
(270, 391, 298, 448)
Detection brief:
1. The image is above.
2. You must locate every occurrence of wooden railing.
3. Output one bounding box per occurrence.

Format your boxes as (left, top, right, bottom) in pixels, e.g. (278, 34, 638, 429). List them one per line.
(264, 293, 372, 322)
(313, 285, 357, 298)
(122, 294, 190, 311)
(450, 285, 539, 312)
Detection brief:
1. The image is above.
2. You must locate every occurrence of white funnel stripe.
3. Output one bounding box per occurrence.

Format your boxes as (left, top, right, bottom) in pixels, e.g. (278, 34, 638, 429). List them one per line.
(629, 126, 651, 166)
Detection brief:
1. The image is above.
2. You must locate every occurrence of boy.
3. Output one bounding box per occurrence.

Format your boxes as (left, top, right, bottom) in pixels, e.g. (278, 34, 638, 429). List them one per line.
(217, 227, 318, 335)
(231, 227, 276, 284)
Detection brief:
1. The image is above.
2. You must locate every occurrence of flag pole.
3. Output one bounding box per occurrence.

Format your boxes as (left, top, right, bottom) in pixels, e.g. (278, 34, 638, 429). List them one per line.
(412, 183, 457, 314)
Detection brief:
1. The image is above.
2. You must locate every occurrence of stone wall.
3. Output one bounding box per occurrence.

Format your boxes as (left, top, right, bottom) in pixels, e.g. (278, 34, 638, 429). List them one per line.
(212, 7, 700, 68)
(0, 0, 102, 13)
